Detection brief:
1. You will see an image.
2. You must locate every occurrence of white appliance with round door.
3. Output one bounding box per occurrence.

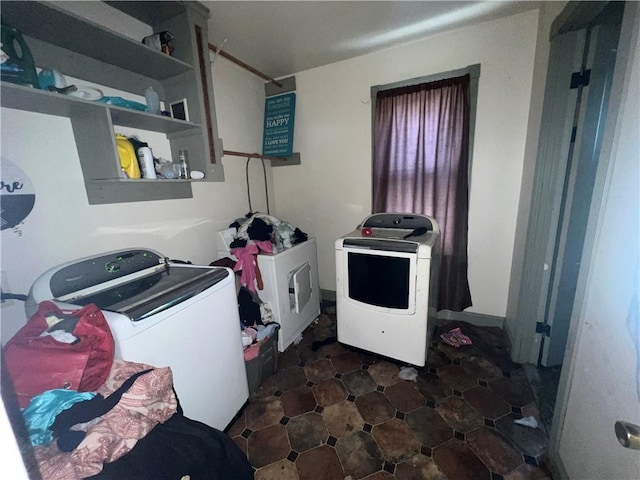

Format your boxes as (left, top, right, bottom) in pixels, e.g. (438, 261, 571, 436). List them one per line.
(335, 214, 440, 366)
(27, 248, 249, 430)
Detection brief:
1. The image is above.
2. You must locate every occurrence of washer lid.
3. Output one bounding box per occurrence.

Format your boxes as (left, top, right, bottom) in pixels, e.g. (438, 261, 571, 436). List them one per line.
(71, 265, 229, 322)
(28, 248, 230, 322)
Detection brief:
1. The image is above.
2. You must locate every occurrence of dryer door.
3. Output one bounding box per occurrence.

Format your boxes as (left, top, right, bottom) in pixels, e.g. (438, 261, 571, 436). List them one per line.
(341, 245, 418, 315)
(289, 262, 311, 314)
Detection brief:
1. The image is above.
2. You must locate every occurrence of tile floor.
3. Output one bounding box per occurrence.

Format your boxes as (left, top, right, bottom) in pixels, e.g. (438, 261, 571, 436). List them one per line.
(228, 307, 553, 480)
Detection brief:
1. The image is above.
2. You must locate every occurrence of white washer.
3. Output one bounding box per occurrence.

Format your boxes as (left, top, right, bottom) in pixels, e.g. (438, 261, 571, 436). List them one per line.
(335, 214, 440, 366)
(27, 249, 248, 430)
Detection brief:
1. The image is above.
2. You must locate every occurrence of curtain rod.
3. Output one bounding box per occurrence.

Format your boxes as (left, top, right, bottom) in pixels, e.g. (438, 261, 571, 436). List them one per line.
(223, 149, 288, 162)
(208, 43, 283, 88)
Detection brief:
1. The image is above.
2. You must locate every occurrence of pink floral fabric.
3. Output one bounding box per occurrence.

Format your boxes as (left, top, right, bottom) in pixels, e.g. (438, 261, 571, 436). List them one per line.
(34, 360, 177, 480)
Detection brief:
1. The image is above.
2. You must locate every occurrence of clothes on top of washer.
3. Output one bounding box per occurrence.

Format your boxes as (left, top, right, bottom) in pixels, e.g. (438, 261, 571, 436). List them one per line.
(229, 212, 307, 254)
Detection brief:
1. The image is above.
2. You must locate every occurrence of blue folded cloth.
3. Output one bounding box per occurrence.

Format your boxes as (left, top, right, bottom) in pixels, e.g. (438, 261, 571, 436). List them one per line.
(98, 96, 147, 111)
(22, 389, 96, 446)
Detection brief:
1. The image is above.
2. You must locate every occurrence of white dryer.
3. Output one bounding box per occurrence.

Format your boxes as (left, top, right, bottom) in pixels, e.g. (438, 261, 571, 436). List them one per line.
(257, 239, 321, 352)
(217, 234, 321, 352)
(335, 214, 440, 366)
(27, 248, 249, 430)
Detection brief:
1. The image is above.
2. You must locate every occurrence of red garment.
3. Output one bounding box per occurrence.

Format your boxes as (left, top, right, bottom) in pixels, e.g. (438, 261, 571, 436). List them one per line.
(243, 343, 260, 361)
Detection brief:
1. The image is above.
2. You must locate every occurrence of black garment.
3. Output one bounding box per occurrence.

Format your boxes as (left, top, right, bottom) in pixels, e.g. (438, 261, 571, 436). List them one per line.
(209, 257, 236, 270)
(52, 369, 153, 451)
(247, 217, 273, 241)
(237, 287, 262, 327)
(311, 336, 337, 351)
(87, 412, 254, 480)
(229, 238, 247, 249)
(293, 228, 308, 244)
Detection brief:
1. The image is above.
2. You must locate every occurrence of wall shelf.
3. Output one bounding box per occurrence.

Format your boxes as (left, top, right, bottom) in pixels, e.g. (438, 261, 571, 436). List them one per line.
(0, 1, 225, 204)
(1, 1, 193, 80)
(1, 83, 201, 135)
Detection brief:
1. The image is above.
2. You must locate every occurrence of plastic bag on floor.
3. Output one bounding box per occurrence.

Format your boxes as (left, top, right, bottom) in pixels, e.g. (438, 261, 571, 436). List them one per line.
(514, 416, 539, 429)
(399, 367, 418, 381)
(440, 327, 472, 348)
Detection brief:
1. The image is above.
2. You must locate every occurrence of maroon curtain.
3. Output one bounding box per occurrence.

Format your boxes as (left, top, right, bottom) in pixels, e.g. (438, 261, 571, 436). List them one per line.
(373, 74, 472, 312)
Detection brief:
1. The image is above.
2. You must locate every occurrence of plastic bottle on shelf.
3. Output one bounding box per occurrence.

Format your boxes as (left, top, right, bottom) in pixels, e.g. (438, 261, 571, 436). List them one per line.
(157, 160, 176, 179)
(137, 146, 157, 179)
(144, 86, 160, 115)
(178, 150, 190, 179)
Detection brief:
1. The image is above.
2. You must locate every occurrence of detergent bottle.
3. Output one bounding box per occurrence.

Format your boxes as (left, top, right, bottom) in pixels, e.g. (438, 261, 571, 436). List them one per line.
(115, 134, 141, 179)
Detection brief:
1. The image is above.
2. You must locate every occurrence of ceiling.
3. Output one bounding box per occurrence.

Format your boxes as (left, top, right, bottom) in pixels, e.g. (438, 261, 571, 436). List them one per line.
(204, 1, 542, 79)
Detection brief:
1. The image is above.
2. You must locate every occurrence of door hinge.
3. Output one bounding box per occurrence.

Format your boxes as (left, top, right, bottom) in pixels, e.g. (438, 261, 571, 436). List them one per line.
(570, 69, 591, 89)
(536, 321, 551, 337)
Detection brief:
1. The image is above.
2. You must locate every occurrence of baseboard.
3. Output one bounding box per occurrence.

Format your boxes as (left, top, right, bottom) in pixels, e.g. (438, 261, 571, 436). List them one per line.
(320, 289, 336, 302)
(503, 318, 515, 352)
(436, 310, 505, 328)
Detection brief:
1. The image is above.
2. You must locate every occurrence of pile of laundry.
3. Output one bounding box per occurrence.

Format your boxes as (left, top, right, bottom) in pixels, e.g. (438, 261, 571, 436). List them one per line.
(229, 212, 308, 256)
(241, 323, 279, 362)
(213, 213, 308, 361)
(222, 212, 308, 294)
(237, 286, 279, 361)
(15, 360, 253, 480)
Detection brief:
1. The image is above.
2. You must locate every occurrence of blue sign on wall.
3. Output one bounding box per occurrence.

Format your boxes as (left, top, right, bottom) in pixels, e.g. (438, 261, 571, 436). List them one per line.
(262, 92, 296, 156)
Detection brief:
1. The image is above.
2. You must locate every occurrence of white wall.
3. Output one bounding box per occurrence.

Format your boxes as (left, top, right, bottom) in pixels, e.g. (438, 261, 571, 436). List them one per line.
(0, 55, 267, 343)
(273, 10, 539, 317)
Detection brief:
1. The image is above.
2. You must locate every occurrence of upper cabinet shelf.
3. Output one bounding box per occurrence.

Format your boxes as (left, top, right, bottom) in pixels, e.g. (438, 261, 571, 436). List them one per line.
(0, 82, 200, 135)
(1, 1, 224, 203)
(0, 1, 193, 80)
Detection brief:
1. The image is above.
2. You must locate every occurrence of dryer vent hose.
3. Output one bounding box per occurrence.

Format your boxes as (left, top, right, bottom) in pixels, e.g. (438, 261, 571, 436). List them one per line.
(246, 154, 270, 215)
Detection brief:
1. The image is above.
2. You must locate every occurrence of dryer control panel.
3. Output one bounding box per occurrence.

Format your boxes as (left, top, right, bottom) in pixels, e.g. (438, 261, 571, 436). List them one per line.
(361, 213, 435, 231)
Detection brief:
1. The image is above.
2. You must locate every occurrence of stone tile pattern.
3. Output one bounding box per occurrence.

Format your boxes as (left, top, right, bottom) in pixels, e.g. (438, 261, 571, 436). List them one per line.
(228, 313, 553, 480)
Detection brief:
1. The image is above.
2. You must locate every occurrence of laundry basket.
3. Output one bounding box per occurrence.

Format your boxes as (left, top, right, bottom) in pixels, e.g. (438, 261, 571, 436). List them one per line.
(245, 327, 279, 394)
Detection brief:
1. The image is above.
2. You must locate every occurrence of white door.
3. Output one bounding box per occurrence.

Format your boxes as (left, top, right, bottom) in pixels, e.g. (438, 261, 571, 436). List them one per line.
(552, 3, 640, 477)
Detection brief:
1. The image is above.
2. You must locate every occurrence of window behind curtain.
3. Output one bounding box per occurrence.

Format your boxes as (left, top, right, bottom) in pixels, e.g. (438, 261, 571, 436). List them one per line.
(372, 70, 476, 312)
